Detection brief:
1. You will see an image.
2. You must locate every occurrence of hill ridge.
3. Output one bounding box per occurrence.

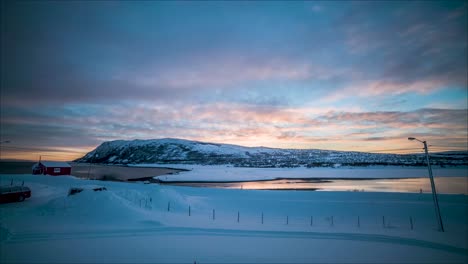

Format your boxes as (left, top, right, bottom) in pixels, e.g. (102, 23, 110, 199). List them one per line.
(75, 138, 468, 167)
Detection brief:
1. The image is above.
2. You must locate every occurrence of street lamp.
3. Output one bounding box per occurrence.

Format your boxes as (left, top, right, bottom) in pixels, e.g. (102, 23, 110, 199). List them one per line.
(408, 137, 444, 232)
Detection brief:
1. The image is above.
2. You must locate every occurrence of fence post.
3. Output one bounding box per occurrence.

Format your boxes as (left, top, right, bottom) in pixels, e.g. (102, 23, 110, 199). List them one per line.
(310, 216, 313, 226)
(167, 201, 170, 212)
(261, 212, 264, 224)
(410, 216, 413, 230)
(189, 206, 191, 216)
(286, 216, 289, 225)
(237, 211, 240, 223)
(212, 209, 215, 220)
(382, 216, 385, 228)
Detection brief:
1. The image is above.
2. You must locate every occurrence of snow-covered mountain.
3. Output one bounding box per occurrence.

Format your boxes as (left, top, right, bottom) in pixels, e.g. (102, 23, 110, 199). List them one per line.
(75, 138, 468, 167)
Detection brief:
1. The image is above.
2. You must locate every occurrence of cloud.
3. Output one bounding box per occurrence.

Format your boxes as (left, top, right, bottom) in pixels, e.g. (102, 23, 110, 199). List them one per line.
(2, 1, 465, 109)
(311, 5, 322, 13)
(126, 57, 315, 89)
(3, 101, 466, 155)
(335, 1, 467, 90)
(322, 79, 448, 103)
(318, 108, 467, 128)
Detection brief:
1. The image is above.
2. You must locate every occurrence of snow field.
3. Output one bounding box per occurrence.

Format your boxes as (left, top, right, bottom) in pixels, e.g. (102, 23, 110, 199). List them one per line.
(1, 174, 467, 263)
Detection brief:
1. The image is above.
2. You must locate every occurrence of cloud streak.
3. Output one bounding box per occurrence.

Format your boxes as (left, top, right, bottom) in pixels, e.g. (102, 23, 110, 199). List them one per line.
(2, 100, 466, 160)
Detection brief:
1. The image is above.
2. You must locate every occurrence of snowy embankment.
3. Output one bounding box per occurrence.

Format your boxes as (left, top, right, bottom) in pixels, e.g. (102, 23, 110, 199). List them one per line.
(130, 164, 468, 182)
(1, 174, 467, 263)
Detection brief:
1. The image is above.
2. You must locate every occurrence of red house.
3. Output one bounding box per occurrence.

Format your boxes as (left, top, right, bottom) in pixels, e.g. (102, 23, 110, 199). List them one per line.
(32, 161, 72, 176)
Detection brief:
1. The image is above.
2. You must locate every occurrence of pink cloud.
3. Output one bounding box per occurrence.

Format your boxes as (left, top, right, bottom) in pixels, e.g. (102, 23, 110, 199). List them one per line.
(3, 100, 466, 158)
(323, 79, 446, 103)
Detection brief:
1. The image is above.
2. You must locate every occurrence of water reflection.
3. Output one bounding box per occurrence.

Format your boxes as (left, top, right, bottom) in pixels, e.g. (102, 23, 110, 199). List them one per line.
(168, 177, 468, 194)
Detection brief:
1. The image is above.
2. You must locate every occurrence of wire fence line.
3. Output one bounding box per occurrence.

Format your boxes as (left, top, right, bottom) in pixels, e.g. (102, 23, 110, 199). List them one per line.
(125, 194, 423, 232)
(171, 206, 419, 231)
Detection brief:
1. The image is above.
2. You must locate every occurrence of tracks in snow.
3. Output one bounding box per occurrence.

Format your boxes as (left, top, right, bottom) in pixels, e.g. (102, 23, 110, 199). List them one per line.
(4, 226, 467, 255)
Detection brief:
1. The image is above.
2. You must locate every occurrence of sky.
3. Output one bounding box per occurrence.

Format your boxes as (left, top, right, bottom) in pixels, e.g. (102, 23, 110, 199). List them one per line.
(1, 1, 467, 161)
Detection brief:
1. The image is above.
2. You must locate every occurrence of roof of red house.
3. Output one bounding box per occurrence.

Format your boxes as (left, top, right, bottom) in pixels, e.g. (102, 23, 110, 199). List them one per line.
(39, 161, 72, 168)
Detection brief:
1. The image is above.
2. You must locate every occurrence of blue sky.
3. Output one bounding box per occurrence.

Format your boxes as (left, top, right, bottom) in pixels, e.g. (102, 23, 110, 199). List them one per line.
(1, 1, 467, 160)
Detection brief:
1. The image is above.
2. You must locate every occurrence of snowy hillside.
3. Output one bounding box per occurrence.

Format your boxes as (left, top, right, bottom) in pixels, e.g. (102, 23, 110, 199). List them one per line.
(75, 138, 468, 167)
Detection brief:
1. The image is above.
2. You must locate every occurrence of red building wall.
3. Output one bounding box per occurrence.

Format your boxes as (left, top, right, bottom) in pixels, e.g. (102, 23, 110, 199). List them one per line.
(44, 167, 71, 176)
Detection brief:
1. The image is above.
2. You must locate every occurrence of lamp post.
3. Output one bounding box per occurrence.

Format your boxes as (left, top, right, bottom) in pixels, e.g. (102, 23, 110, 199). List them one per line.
(408, 137, 444, 232)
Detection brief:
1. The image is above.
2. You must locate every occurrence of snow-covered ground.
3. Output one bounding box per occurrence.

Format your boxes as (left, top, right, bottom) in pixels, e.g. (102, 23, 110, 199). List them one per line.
(130, 164, 468, 182)
(1, 174, 467, 263)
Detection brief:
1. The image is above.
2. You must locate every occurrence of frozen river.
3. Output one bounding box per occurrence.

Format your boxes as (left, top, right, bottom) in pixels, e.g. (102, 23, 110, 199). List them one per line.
(163, 177, 468, 194)
(145, 165, 467, 194)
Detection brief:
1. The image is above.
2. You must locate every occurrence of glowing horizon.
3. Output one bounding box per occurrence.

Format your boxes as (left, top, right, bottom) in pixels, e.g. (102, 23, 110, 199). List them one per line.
(1, 135, 466, 162)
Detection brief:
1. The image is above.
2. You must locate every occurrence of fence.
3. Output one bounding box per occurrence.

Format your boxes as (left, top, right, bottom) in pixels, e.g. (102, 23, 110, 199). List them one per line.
(124, 193, 423, 232)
